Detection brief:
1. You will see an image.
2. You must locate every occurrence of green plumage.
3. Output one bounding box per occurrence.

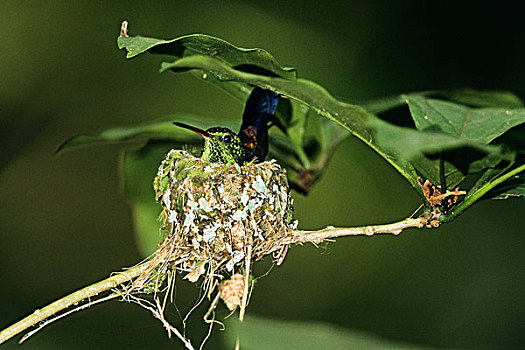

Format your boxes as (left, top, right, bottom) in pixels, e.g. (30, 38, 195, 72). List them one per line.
(200, 127, 246, 165)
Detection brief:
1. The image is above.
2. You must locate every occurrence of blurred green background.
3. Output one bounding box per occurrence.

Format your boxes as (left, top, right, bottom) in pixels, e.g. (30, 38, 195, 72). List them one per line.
(1, 1, 524, 349)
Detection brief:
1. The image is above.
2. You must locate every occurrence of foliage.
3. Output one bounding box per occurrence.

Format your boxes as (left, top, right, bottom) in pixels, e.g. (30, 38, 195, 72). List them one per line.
(58, 30, 525, 253)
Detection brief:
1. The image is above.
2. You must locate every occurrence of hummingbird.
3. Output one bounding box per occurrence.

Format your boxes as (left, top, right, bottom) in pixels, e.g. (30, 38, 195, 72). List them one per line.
(174, 87, 279, 165)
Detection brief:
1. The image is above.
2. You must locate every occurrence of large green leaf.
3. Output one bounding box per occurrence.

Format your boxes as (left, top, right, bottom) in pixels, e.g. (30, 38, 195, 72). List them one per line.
(57, 115, 226, 152)
(361, 91, 525, 189)
(403, 95, 525, 143)
(367, 117, 506, 160)
(361, 88, 524, 115)
(118, 34, 296, 79)
(225, 315, 423, 349)
(118, 32, 413, 192)
(402, 95, 524, 188)
(427, 88, 524, 109)
(368, 117, 516, 188)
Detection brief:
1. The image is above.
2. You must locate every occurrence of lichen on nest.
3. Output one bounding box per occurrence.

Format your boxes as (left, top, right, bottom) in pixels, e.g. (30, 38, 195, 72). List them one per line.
(134, 150, 296, 310)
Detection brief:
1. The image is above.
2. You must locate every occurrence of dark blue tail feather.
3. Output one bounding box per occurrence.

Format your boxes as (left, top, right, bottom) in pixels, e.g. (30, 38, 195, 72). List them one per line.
(238, 87, 279, 163)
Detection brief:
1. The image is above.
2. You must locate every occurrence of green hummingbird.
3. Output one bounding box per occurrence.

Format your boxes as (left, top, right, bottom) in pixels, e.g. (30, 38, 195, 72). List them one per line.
(173, 87, 279, 165)
(172, 122, 246, 164)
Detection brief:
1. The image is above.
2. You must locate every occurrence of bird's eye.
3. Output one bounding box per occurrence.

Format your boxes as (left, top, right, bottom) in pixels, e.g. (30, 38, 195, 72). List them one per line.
(222, 134, 232, 144)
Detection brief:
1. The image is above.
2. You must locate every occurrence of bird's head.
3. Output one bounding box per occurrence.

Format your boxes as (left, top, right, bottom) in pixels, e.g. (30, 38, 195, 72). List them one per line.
(173, 122, 245, 165)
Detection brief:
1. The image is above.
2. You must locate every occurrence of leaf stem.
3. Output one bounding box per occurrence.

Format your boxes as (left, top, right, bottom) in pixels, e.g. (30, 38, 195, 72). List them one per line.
(294, 145, 311, 169)
(442, 164, 525, 222)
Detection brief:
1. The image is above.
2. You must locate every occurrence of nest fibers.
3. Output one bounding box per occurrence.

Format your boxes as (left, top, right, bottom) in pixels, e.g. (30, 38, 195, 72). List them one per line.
(132, 150, 296, 312)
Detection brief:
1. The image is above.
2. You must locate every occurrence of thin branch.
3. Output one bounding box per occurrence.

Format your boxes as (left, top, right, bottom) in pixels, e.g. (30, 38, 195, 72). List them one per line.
(125, 294, 195, 350)
(0, 262, 148, 345)
(283, 217, 426, 245)
(239, 244, 252, 322)
(20, 293, 119, 343)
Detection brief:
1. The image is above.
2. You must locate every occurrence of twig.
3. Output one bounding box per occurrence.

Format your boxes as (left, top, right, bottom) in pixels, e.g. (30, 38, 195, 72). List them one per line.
(20, 293, 119, 343)
(284, 217, 426, 245)
(235, 239, 254, 350)
(238, 244, 252, 322)
(120, 20, 129, 37)
(125, 294, 195, 350)
(0, 262, 148, 345)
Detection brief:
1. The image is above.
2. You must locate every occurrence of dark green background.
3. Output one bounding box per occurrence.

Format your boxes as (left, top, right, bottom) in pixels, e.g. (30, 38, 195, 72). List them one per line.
(1, 1, 524, 349)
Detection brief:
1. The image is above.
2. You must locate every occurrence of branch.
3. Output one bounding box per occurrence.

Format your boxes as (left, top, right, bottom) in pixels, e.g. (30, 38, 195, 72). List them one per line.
(0, 217, 427, 345)
(0, 262, 148, 345)
(285, 217, 426, 245)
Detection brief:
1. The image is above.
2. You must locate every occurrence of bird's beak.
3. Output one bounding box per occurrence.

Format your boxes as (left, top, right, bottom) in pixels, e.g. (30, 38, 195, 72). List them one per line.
(173, 122, 212, 139)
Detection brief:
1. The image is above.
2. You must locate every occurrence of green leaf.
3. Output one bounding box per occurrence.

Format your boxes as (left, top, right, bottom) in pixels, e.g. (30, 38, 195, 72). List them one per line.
(118, 34, 296, 79)
(362, 92, 525, 190)
(360, 94, 405, 115)
(225, 315, 423, 349)
(403, 95, 525, 144)
(285, 100, 311, 168)
(427, 88, 524, 108)
(401, 94, 524, 189)
(361, 88, 523, 115)
(368, 117, 516, 187)
(368, 117, 506, 159)
(57, 115, 229, 152)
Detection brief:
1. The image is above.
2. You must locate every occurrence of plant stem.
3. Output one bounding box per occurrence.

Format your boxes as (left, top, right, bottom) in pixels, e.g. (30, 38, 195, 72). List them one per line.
(442, 164, 525, 223)
(0, 262, 148, 345)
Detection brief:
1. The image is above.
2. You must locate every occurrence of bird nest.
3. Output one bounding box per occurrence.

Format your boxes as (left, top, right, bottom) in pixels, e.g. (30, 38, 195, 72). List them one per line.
(131, 150, 296, 312)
